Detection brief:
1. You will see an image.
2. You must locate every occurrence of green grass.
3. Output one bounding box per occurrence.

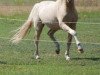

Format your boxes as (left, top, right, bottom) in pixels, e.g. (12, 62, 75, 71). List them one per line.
(0, 11, 100, 75)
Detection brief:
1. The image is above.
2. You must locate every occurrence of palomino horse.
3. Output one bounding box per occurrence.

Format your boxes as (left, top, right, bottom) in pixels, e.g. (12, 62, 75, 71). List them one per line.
(11, 0, 84, 60)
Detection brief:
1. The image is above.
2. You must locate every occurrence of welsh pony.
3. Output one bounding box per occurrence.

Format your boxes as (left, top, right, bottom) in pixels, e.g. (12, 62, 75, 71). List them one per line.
(11, 0, 84, 60)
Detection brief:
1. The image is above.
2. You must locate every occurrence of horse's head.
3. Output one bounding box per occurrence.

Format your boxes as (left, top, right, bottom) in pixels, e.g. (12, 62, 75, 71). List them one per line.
(67, 0, 71, 2)
(66, 0, 75, 8)
(66, 0, 74, 5)
(67, 0, 73, 3)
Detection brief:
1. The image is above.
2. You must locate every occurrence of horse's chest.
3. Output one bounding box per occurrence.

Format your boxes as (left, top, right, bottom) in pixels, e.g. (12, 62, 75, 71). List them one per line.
(63, 11, 78, 22)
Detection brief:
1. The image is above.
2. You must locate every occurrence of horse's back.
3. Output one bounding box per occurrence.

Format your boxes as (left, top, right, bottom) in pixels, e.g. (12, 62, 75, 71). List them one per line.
(39, 1, 55, 5)
(38, 1, 57, 23)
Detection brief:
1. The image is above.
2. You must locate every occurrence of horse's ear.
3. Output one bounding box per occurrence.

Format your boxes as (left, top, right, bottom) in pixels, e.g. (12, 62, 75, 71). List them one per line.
(67, 0, 70, 3)
(67, 0, 69, 3)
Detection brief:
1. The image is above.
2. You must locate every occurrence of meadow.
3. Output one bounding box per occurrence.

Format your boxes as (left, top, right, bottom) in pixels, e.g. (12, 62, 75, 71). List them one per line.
(0, 0, 100, 75)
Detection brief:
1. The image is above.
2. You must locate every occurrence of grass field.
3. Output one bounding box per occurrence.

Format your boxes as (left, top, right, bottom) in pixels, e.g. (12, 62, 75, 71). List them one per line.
(0, 5, 100, 75)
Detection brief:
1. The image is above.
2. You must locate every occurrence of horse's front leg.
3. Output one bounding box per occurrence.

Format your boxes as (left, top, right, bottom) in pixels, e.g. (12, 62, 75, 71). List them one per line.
(74, 35, 84, 53)
(47, 29, 60, 54)
(58, 22, 84, 60)
(65, 33, 72, 60)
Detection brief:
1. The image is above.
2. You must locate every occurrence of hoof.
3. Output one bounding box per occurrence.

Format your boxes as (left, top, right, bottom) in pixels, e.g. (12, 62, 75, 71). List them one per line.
(78, 48, 84, 53)
(65, 56, 70, 61)
(35, 55, 40, 59)
(55, 49, 60, 54)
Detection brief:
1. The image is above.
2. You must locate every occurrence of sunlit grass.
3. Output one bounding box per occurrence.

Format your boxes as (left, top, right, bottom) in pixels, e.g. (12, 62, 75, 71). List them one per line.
(0, 9, 100, 75)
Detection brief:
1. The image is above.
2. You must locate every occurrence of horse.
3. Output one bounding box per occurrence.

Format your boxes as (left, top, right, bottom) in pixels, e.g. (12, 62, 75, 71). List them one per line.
(11, 0, 84, 60)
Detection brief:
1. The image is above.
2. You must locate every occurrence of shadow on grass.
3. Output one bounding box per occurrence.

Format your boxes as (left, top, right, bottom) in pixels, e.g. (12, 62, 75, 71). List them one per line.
(72, 57, 100, 61)
(0, 61, 7, 64)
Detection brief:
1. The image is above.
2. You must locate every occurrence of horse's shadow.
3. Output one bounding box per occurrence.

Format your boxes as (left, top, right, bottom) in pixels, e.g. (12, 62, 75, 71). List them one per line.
(72, 57, 100, 61)
(0, 61, 7, 64)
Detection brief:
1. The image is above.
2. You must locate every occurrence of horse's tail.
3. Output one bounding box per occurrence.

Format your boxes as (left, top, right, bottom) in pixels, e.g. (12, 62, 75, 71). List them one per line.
(11, 19, 33, 44)
(11, 3, 40, 44)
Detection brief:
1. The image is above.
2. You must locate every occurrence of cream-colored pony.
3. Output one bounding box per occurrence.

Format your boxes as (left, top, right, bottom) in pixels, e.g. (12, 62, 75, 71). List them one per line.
(11, 0, 84, 60)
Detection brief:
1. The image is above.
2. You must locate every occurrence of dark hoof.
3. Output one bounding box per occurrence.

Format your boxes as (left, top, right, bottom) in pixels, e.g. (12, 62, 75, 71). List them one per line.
(78, 48, 84, 53)
(55, 49, 60, 54)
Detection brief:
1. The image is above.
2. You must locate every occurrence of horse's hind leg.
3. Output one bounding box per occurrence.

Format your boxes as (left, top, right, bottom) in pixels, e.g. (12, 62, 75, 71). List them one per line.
(34, 23, 44, 59)
(47, 29, 60, 54)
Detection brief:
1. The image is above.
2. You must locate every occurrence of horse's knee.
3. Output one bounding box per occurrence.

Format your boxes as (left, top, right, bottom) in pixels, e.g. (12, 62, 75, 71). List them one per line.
(59, 22, 77, 36)
(69, 29, 76, 36)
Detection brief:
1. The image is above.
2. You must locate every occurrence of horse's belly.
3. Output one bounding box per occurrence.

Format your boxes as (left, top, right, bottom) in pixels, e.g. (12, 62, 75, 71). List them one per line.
(46, 23, 60, 30)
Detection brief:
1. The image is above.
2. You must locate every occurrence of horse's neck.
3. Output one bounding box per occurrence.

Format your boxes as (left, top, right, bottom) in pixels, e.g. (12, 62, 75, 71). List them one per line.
(56, 0, 66, 4)
(56, 0, 75, 10)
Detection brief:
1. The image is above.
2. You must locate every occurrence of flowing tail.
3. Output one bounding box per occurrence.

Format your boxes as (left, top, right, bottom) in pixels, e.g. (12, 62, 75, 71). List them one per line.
(11, 19, 33, 44)
(11, 3, 40, 44)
